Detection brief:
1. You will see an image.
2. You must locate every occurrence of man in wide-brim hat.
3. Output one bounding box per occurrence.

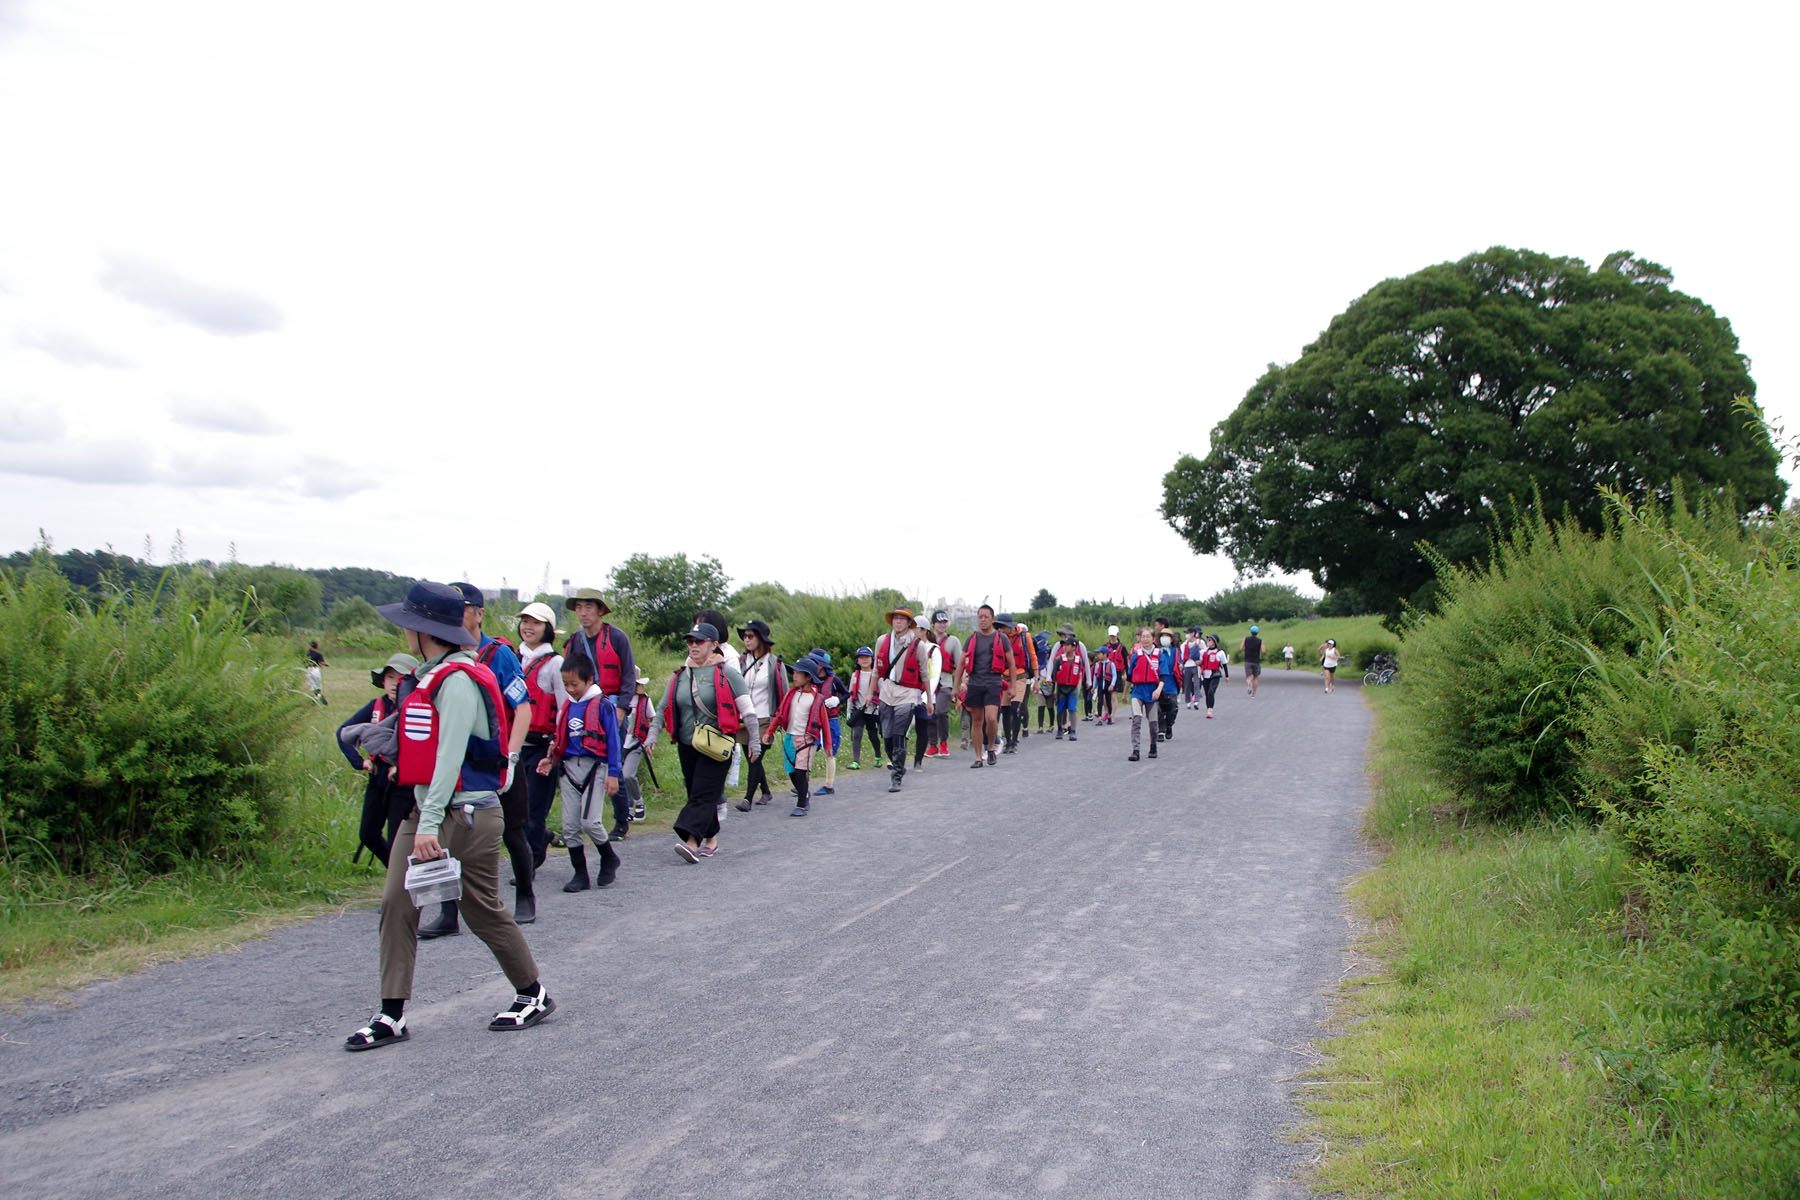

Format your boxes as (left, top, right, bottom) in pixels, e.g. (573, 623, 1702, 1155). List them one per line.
(872, 607, 932, 793)
(342, 581, 554, 1053)
(563, 587, 636, 721)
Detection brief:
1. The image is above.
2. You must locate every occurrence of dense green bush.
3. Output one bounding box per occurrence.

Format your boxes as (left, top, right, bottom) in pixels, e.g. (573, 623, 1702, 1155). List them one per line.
(0, 555, 309, 872)
(1398, 497, 1748, 821)
(1600, 508, 1800, 1088)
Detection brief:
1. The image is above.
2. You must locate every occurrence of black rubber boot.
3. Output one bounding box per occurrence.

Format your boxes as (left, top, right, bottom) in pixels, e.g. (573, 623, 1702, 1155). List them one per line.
(418, 900, 460, 939)
(514, 886, 536, 925)
(594, 841, 620, 888)
(562, 844, 590, 893)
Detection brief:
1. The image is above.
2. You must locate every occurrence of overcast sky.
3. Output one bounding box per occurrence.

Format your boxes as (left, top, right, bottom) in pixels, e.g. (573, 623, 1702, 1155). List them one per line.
(2, 1, 1794, 611)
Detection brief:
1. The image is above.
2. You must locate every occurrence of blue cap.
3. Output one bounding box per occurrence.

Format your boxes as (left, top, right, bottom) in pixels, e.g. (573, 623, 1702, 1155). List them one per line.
(808, 648, 832, 666)
(854, 646, 874, 658)
(448, 581, 485, 609)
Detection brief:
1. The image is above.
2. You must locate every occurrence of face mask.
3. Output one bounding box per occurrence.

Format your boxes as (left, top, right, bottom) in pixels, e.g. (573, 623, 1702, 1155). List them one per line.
(1159, 635, 1172, 647)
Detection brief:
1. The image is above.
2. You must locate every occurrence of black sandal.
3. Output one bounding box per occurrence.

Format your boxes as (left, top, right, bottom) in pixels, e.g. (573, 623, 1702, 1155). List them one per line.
(488, 986, 556, 1032)
(344, 1012, 409, 1052)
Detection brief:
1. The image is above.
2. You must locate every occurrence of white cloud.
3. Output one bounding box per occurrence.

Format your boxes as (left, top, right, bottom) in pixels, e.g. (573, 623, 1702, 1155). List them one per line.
(100, 255, 282, 337)
(17, 327, 134, 368)
(0, 437, 155, 485)
(169, 396, 283, 435)
(0, 399, 65, 442)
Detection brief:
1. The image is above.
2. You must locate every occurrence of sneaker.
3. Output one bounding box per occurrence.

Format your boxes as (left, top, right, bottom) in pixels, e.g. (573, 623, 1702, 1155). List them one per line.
(849, 761, 861, 771)
(1068, 733, 1077, 742)
(987, 750, 997, 765)
(970, 759, 984, 769)
(816, 786, 835, 795)
(631, 803, 646, 821)
(675, 841, 699, 864)
(790, 806, 809, 817)
(1128, 751, 1140, 762)
(888, 781, 902, 793)
(1206, 711, 1214, 719)
(754, 794, 772, 805)
(610, 822, 628, 840)
(698, 845, 717, 857)
(734, 800, 752, 813)
(1054, 730, 1064, 741)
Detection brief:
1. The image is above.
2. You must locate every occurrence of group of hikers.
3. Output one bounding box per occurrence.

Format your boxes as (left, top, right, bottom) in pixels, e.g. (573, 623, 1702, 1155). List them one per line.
(329, 577, 1302, 1053)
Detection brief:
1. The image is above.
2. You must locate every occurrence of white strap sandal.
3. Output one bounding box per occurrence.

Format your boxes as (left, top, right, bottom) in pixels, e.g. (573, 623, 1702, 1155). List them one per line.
(488, 987, 556, 1032)
(344, 1012, 408, 1052)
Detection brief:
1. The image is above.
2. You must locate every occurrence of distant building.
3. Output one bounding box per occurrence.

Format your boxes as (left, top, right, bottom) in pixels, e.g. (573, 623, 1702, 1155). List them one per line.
(1159, 593, 1189, 604)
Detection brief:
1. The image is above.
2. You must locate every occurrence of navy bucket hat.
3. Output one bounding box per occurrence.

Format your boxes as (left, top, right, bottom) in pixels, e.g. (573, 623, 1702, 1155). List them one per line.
(378, 581, 478, 647)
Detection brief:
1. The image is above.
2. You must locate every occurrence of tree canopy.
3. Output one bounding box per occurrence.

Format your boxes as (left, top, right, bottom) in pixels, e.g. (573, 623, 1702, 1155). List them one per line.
(1202, 582, 1314, 624)
(608, 552, 732, 644)
(1161, 247, 1786, 613)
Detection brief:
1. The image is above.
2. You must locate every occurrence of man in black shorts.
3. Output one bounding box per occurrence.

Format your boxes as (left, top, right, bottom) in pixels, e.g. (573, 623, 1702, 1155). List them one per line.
(953, 605, 1014, 768)
(1240, 625, 1264, 697)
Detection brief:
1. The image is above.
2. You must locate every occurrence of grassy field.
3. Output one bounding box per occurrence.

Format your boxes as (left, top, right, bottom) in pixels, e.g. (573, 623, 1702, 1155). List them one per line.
(1303, 690, 1800, 1197)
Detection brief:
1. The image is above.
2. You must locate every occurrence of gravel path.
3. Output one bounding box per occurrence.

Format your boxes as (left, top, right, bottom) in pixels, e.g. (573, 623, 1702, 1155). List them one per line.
(0, 667, 1369, 1199)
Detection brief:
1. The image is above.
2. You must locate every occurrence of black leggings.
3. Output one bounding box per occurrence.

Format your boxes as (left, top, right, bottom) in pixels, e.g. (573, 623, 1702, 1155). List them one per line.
(1096, 687, 1114, 720)
(1202, 674, 1221, 711)
(357, 766, 409, 866)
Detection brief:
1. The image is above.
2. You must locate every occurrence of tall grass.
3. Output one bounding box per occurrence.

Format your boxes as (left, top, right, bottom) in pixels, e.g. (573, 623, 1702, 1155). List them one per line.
(1306, 691, 1800, 1198)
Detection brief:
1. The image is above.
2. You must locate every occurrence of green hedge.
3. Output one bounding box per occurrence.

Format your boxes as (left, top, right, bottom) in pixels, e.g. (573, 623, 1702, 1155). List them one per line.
(1398, 498, 1747, 821)
(0, 555, 309, 872)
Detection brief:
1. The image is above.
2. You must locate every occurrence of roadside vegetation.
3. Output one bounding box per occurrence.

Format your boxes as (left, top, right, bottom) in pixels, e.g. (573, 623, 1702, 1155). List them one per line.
(1305, 490, 1800, 1196)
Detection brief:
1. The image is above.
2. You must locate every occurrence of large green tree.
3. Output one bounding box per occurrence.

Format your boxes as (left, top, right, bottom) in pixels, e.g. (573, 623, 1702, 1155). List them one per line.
(1162, 247, 1785, 613)
(608, 552, 731, 644)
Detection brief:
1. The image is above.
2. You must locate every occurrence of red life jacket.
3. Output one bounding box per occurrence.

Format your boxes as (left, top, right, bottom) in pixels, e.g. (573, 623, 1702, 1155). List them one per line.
(936, 637, 959, 681)
(1128, 649, 1161, 685)
(1093, 658, 1118, 689)
(1008, 631, 1037, 676)
(564, 624, 626, 695)
(661, 665, 743, 737)
(1053, 648, 1084, 686)
(552, 693, 612, 761)
(368, 695, 395, 764)
(476, 635, 514, 669)
(772, 684, 832, 746)
(849, 668, 877, 708)
(519, 650, 559, 735)
(963, 630, 1012, 677)
(875, 633, 927, 690)
(1201, 647, 1226, 674)
(630, 693, 654, 744)
(395, 659, 510, 790)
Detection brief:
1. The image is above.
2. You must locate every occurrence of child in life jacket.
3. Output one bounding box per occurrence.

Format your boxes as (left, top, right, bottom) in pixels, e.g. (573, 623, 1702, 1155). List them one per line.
(335, 652, 420, 866)
(846, 646, 881, 770)
(1047, 626, 1088, 741)
(620, 672, 658, 824)
(1090, 649, 1118, 725)
(537, 655, 623, 892)
(765, 656, 833, 816)
(1199, 635, 1229, 718)
(805, 648, 842, 795)
(1125, 627, 1164, 762)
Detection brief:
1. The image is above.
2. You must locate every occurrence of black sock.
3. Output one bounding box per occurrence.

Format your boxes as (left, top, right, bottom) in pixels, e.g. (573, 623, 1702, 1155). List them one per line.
(381, 998, 405, 1020)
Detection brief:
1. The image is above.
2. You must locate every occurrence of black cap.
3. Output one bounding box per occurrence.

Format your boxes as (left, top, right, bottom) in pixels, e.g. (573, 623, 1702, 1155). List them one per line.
(685, 622, 721, 642)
